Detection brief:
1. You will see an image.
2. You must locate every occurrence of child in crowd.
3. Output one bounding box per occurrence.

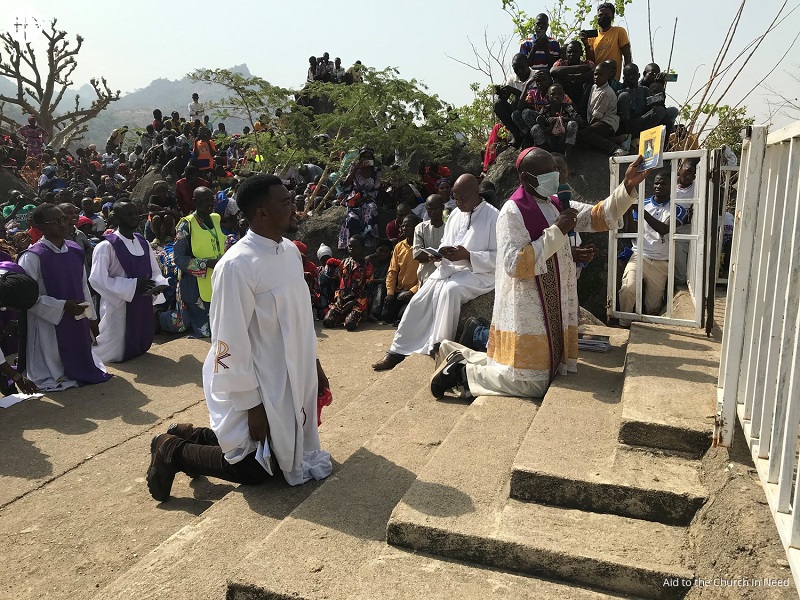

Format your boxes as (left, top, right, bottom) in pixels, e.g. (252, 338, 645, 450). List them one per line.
(322, 234, 373, 331)
(413, 194, 446, 286)
(531, 84, 582, 158)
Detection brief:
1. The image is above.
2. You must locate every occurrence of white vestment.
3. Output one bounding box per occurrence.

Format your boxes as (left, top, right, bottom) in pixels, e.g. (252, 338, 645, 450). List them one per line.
(89, 231, 168, 364)
(18, 239, 106, 391)
(390, 201, 499, 356)
(202, 231, 331, 486)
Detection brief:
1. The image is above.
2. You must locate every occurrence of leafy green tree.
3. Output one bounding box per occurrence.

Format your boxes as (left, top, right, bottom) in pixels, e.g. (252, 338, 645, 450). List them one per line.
(501, 0, 633, 44)
(685, 104, 754, 157)
(190, 66, 460, 183)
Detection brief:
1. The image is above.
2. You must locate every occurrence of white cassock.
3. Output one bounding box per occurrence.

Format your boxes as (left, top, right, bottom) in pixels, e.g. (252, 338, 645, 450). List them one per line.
(202, 231, 332, 486)
(89, 231, 168, 364)
(390, 200, 499, 356)
(18, 239, 106, 391)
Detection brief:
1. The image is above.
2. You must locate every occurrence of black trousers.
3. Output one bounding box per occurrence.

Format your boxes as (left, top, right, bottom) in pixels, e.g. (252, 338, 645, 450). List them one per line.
(161, 426, 271, 485)
(493, 99, 523, 142)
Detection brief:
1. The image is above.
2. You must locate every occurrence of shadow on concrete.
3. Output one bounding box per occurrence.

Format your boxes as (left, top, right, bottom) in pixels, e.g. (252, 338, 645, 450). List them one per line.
(401, 479, 475, 518)
(110, 351, 203, 387)
(627, 352, 718, 385)
(238, 448, 469, 542)
(0, 376, 159, 480)
(636, 326, 715, 352)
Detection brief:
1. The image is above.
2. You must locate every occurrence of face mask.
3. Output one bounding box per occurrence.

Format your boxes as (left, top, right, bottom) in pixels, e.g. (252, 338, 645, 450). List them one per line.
(598, 15, 612, 28)
(528, 170, 560, 198)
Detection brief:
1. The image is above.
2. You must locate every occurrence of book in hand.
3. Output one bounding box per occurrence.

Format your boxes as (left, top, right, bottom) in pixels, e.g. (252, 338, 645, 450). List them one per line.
(578, 332, 611, 352)
(423, 247, 443, 259)
(638, 125, 666, 172)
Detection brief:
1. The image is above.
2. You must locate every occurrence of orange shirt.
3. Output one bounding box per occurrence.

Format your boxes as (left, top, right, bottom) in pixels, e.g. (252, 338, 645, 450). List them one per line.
(587, 26, 630, 80)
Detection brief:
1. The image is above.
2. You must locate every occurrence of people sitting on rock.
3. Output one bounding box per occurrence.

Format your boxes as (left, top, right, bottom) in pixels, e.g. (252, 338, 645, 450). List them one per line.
(493, 53, 536, 148)
(413, 194, 446, 286)
(323, 234, 373, 331)
(551, 41, 595, 112)
(519, 13, 561, 71)
(372, 174, 499, 371)
(575, 62, 627, 156)
(531, 84, 582, 158)
(616, 64, 674, 141)
(580, 2, 631, 81)
(380, 214, 421, 326)
(429, 149, 650, 399)
(512, 70, 565, 149)
(338, 148, 380, 250)
(618, 169, 686, 326)
(420, 161, 452, 196)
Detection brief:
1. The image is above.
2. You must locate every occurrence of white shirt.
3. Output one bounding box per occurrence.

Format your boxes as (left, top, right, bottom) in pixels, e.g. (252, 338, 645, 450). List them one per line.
(675, 181, 695, 210)
(505, 70, 535, 94)
(632, 197, 687, 261)
(412, 220, 445, 285)
(128, 151, 140, 164)
(188, 101, 205, 122)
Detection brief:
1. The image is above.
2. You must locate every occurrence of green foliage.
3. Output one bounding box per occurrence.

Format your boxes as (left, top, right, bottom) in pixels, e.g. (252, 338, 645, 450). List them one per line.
(448, 83, 496, 155)
(501, 0, 633, 44)
(701, 105, 754, 157)
(190, 66, 461, 182)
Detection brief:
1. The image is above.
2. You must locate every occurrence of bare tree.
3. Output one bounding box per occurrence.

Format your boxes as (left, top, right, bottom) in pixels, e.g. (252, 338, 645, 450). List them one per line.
(0, 19, 120, 148)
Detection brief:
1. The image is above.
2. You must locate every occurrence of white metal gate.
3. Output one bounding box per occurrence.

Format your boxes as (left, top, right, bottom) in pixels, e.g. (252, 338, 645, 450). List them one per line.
(715, 123, 800, 587)
(606, 150, 709, 327)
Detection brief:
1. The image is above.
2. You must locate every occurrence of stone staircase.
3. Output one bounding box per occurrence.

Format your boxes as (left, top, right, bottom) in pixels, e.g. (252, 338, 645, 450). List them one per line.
(94, 322, 719, 600)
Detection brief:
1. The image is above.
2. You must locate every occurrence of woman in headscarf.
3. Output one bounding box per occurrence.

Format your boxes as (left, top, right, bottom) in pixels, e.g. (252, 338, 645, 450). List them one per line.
(435, 177, 457, 213)
(338, 147, 380, 250)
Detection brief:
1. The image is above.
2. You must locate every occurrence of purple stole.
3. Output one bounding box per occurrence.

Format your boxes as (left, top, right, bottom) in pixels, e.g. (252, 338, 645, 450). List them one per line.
(25, 241, 111, 385)
(105, 233, 155, 361)
(509, 185, 564, 382)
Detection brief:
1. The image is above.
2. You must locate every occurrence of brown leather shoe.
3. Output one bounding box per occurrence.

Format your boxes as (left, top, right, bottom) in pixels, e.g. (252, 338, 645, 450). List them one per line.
(147, 434, 178, 502)
(371, 352, 406, 371)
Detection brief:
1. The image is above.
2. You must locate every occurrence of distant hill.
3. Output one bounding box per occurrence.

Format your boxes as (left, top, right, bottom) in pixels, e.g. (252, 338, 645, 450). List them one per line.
(1, 64, 259, 147)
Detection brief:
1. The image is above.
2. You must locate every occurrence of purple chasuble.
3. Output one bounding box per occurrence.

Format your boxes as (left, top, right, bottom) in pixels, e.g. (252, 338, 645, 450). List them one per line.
(509, 185, 565, 381)
(105, 233, 155, 361)
(25, 240, 111, 385)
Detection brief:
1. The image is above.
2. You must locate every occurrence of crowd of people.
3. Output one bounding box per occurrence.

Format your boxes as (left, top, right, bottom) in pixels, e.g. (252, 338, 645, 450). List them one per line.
(486, 2, 683, 170)
(0, 4, 725, 501)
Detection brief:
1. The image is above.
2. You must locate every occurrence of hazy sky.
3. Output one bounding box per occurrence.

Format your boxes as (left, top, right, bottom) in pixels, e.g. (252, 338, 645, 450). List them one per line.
(5, 0, 800, 130)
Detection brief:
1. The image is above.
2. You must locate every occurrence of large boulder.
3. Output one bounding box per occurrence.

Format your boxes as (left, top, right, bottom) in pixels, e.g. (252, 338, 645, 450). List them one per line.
(293, 206, 347, 262)
(482, 145, 616, 321)
(0, 169, 36, 203)
(130, 167, 172, 209)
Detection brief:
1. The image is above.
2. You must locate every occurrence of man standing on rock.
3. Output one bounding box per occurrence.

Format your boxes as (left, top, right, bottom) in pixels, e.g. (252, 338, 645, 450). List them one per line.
(147, 175, 332, 502)
(372, 174, 499, 371)
(89, 201, 169, 363)
(429, 149, 650, 399)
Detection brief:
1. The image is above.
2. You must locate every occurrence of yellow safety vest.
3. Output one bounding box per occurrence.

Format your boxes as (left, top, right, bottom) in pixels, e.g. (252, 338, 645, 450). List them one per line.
(184, 212, 224, 302)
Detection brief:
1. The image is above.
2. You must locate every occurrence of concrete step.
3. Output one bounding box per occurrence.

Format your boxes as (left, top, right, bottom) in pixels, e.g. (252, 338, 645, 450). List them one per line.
(509, 326, 707, 525)
(96, 349, 436, 600)
(386, 394, 693, 600)
(617, 323, 718, 458)
(226, 370, 473, 599)
(346, 545, 636, 600)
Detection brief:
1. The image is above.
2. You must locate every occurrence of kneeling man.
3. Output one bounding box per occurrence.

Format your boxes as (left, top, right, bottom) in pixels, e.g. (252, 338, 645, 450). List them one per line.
(90, 201, 169, 363)
(147, 175, 332, 501)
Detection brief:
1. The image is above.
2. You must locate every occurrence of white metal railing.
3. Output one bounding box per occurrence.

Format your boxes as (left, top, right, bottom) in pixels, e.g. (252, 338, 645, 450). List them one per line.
(607, 150, 708, 327)
(715, 166, 739, 285)
(715, 122, 800, 588)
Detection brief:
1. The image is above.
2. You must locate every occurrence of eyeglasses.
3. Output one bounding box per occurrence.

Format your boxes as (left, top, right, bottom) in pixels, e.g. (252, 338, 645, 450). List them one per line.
(42, 216, 70, 225)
